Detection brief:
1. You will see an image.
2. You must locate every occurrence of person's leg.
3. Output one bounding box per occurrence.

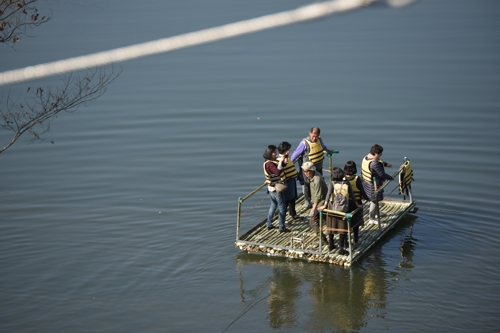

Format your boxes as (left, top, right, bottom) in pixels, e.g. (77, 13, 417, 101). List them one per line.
(267, 192, 278, 228)
(303, 170, 312, 208)
(328, 233, 335, 250)
(338, 233, 350, 255)
(276, 192, 287, 230)
(289, 199, 297, 218)
(309, 211, 328, 244)
(316, 163, 323, 176)
(297, 158, 305, 186)
(369, 201, 377, 220)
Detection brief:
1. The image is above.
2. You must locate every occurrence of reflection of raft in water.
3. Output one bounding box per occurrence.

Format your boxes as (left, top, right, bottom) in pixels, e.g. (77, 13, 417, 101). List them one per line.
(234, 157, 417, 267)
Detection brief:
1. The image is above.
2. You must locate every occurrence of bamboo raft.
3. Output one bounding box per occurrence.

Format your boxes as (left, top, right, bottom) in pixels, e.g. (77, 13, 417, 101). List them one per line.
(234, 157, 416, 267)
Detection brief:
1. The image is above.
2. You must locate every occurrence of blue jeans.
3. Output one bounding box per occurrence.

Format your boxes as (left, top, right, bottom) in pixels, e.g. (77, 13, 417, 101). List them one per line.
(267, 190, 286, 230)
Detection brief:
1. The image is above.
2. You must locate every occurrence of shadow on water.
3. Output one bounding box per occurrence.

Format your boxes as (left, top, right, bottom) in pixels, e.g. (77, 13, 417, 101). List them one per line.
(232, 213, 419, 331)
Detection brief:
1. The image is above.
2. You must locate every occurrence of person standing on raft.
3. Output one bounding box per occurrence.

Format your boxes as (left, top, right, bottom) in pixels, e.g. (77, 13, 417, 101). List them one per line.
(361, 144, 393, 225)
(291, 127, 332, 208)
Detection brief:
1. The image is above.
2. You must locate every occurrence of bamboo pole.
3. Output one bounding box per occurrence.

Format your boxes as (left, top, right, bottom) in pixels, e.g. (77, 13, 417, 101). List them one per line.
(319, 211, 323, 255)
(236, 197, 242, 241)
(240, 183, 267, 202)
(347, 213, 353, 262)
(373, 176, 381, 230)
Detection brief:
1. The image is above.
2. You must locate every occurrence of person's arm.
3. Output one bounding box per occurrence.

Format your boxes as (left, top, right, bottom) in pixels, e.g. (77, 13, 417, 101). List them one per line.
(357, 177, 370, 201)
(291, 141, 306, 162)
(318, 182, 333, 211)
(371, 160, 393, 181)
(310, 179, 323, 205)
(320, 137, 328, 151)
(266, 161, 283, 175)
(324, 181, 333, 204)
(348, 183, 361, 208)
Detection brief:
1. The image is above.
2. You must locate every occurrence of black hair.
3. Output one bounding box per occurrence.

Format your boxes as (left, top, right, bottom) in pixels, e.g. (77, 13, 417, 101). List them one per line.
(331, 166, 344, 181)
(277, 141, 291, 154)
(310, 127, 321, 135)
(370, 144, 384, 155)
(344, 160, 357, 175)
(263, 145, 277, 160)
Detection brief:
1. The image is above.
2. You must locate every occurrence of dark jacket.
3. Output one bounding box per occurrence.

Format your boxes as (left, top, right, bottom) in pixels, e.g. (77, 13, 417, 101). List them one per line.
(361, 155, 394, 202)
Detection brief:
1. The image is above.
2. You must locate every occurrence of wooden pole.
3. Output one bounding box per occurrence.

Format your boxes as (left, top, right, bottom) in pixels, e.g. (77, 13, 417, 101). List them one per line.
(236, 197, 242, 241)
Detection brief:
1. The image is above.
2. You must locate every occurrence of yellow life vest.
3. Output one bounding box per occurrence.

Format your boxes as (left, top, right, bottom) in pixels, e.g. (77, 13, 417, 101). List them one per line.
(362, 157, 386, 183)
(399, 159, 414, 197)
(345, 175, 360, 201)
(329, 181, 350, 213)
(282, 160, 298, 180)
(263, 160, 285, 185)
(331, 182, 349, 202)
(361, 156, 374, 183)
(304, 138, 325, 165)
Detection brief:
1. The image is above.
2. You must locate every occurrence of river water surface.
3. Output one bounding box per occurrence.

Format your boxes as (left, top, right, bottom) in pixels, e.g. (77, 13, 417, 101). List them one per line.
(1, 0, 499, 332)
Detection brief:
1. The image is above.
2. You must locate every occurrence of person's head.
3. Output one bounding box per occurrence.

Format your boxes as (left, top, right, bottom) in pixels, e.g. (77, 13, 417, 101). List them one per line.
(331, 166, 344, 181)
(263, 145, 277, 160)
(278, 141, 292, 156)
(301, 161, 316, 179)
(369, 144, 384, 158)
(309, 127, 321, 143)
(343, 160, 357, 176)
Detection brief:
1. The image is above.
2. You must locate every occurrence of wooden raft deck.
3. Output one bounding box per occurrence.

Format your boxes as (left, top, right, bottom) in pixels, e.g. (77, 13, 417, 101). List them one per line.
(235, 195, 416, 266)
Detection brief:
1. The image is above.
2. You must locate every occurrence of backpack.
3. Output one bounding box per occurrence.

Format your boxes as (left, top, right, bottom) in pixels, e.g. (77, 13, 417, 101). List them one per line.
(331, 182, 349, 213)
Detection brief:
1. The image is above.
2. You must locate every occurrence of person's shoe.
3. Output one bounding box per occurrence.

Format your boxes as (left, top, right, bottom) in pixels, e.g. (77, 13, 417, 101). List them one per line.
(338, 248, 350, 256)
(292, 215, 300, 220)
(328, 244, 337, 251)
(279, 227, 292, 233)
(368, 218, 379, 225)
(305, 201, 312, 209)
(267, 225, 275, 230)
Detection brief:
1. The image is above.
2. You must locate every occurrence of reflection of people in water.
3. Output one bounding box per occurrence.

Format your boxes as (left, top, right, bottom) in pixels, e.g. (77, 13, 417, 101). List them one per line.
(305, 254, 391, 331)
(235, 236, 415, 331)
(234, 255, 302, 329)
(306, 265, 367, 332)
(267, 264, 301, 328)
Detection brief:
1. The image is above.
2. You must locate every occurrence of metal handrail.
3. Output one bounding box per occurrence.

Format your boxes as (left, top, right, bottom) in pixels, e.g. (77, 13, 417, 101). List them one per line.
(319, 207, 362, 262)
(237, 151, 339, 241)
(372, 157, 414, 229)
(373, 157, 412, 196)
(236, 183, 267, 241)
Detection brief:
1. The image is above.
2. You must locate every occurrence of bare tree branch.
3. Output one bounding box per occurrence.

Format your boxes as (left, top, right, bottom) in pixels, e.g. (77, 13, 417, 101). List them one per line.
(0, 66, 122, 153)
(0, 0, 51, 46)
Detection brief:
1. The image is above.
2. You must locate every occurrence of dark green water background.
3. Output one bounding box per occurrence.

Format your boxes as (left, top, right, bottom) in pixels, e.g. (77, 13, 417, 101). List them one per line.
(1, 0, 499, 332)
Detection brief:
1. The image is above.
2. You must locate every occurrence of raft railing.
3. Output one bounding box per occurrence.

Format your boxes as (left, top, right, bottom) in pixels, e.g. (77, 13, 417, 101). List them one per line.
(372, 157, 414, 229)
(236, 151, 338, 242)
(235, 155, 413, 264)
(236, 182, 267, 242)
(319, 207, 362, 262)
(316, 157, 414, 262)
